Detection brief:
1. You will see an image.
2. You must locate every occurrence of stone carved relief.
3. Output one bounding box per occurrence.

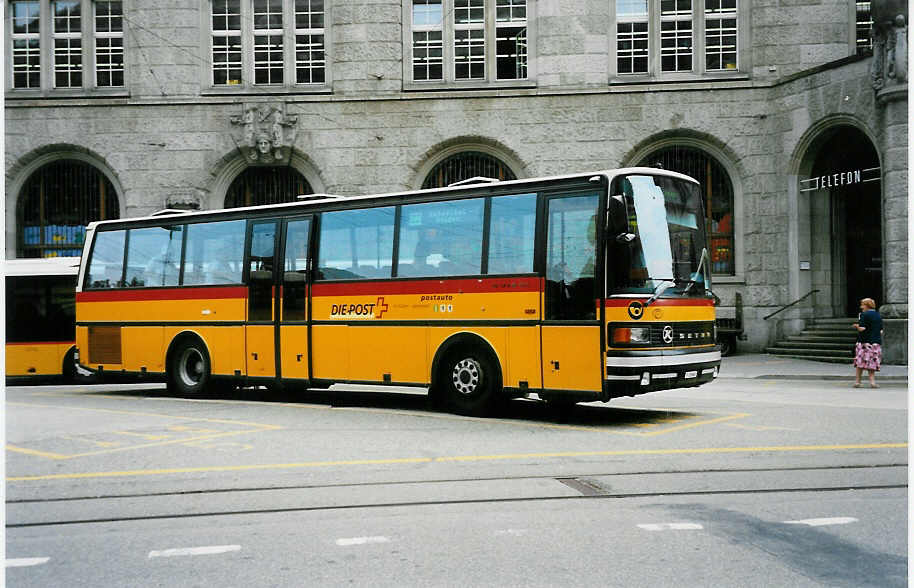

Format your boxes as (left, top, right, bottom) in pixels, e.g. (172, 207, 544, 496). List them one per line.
(230, 104, 299, 164)
(871, 0, 908, 92)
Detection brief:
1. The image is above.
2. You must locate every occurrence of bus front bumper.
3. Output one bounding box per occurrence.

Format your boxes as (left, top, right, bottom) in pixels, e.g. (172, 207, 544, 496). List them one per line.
(603, 348, 721, 399)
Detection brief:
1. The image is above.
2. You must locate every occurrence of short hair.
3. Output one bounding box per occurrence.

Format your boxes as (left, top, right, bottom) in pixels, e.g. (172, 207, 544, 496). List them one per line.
(860, 298, 877, 310)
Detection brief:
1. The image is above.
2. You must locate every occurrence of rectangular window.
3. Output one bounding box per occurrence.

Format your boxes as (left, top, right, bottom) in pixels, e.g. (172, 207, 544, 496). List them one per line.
(487, 193, 536, 274)
(253, 0, 284, 84)
(705, 0, 737, 71)
(660, 0, 692, 71)
(124, 226, 183, 288)
(398, 199, 484, 277)
(454, 0, 485, 79)
(212, 0, 242, 85)
(408, 0, 529, 85)
(52, 0, 82, 88)
(856, 1, 872, 55)
(295, 0, 326, 84)
(495, 0, 526, 79)
(94, 0, 123, 87)
(617, 0, 649, 74)
(11, 1, 41, 89)
(412, 0, 444, 81)
(317, 207, 396, 280)
(86, 229, 126, 289)
(183, 220, 245, 286)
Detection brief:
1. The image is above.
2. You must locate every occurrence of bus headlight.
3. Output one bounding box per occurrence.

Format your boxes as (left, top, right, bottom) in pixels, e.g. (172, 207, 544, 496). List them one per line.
(612, 326, 651, 345)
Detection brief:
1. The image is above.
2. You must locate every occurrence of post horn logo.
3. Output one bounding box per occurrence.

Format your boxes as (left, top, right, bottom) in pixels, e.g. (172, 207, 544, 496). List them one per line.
(627, 301, 644, 320)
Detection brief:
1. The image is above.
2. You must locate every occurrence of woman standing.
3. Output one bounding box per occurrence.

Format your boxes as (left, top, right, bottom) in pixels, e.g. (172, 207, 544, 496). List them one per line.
(853, 298, 883, 388)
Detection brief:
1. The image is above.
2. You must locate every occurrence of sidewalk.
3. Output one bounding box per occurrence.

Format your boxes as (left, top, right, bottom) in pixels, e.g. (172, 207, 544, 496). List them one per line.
(720, 353, 909, 381)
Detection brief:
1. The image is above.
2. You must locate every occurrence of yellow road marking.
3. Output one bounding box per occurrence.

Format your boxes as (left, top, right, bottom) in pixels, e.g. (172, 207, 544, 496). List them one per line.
(6, 401, 281, 460)
(60, 435, 122, 448)
(5, 445, 71, 460)
(7, 443, 906, 482)
(114, 431, 171, 441)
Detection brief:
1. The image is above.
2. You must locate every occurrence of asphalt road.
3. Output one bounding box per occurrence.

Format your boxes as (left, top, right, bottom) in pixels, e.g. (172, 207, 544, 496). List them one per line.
(5, 374, 908, 586)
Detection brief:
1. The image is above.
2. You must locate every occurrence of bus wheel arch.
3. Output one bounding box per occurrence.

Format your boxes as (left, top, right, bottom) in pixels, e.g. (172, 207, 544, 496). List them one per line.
(430, 333, 504, 416)
(165, 332, 213, 396)
(61, 345, 77, 383)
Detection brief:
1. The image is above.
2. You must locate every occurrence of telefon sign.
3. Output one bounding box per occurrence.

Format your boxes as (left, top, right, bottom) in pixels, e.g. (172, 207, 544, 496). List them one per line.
(799, 167, 880, 192)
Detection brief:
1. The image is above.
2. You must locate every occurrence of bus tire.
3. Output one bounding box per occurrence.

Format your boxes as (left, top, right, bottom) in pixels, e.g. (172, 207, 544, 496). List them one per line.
(720, 335, 736, 357)
(167, 338, 212, 396)
(438, 345, 502, 417)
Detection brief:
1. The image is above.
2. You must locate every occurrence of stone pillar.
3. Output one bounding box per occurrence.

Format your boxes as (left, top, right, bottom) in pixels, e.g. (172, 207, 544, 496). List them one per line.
(871, 0, 908, 363)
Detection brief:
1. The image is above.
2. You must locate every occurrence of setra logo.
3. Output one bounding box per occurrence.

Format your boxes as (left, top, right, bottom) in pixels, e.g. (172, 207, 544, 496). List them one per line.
(627, 301, 644, 320)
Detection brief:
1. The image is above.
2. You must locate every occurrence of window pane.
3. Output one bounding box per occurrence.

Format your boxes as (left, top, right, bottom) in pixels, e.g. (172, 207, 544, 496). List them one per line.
(617, 0, 648, 18)
(617, 22, 648, 74)
(125, 226, 183, 287)
(545, 194, 599, 320)
(183, 220, 245, 285)
(87, 230, 126, 289)
(13, 1, 40, 35)
(413, 30, 444, 81)
(496, 26, 527, 79)
(318, 207, 396, 280)
(455, 29, 485, 80)
(413, 0, 443, 26)
(398, 199, 484, 277)
(6, 275, 77, 343)
(488, 193, 537, 274)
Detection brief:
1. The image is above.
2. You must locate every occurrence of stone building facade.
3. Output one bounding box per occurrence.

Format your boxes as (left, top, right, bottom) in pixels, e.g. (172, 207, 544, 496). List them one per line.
(4, 0, 907, 361)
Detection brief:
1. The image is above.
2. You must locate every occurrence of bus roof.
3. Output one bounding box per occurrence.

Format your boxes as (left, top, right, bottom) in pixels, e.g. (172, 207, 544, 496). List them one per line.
(85, 167, 699, 230)
(4, 257, 81, 277)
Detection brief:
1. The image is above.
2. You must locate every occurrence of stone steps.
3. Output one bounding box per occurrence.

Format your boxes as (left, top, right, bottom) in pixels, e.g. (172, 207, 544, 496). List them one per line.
(768, 316, 858, 363)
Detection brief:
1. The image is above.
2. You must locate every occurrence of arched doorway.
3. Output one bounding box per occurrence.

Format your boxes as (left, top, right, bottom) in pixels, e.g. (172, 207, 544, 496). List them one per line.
(421, 151, 517, 189)
(805, 126, 882, 316)
(225, 166, 313, 208)
(16, 159, 120, 258)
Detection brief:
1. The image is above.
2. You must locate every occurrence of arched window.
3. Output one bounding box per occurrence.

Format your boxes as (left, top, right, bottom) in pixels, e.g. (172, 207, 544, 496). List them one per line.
(224, 166, 313, 208)
(421, 151, 516, 189)
(17, 160, 119, 258)
(638, 146, 735, 275)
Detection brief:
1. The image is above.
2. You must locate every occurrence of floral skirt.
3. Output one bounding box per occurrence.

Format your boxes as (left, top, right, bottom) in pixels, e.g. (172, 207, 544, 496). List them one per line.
(853, 342, 882, 371)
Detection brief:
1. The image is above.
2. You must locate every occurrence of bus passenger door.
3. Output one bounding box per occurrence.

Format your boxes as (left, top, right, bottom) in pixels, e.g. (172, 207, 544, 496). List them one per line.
(279, 217, 313, 381)
(541, 192, 604, 393)
(245, 219, 279, 379)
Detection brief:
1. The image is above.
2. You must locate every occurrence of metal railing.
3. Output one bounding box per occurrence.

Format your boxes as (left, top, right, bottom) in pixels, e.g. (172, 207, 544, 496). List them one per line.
(763, 289, 820, 321)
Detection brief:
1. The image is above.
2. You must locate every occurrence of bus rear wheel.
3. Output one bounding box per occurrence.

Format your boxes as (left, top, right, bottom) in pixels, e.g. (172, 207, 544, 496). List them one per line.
(168, 339, 211, 396)
(439, 346, 502, 417)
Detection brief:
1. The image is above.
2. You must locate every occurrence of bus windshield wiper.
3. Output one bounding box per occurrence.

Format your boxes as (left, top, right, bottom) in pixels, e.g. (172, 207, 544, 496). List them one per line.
(644, 278, 676, 307)
(683, 248, 709, 296)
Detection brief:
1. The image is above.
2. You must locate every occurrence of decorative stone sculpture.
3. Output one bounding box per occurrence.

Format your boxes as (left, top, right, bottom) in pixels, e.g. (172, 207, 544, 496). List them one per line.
(871, 0, 908, 93)
(231, 104, 298, 164)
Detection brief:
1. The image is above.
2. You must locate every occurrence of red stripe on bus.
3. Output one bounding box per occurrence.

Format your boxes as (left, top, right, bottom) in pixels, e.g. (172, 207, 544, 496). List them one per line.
(602, 298, 714, 307)
(312, 277, 544, 297)
(76, 286, 247, 303)
(6, 341, 75, 346)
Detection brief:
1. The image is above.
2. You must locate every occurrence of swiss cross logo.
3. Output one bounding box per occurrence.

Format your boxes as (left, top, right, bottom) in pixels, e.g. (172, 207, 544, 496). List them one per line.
(376, 297, 389, 319)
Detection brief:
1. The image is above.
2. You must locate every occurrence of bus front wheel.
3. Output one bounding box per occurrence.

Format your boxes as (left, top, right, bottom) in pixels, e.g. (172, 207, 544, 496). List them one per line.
(168, 338, 211, 396)
(439, 346, 502, 417)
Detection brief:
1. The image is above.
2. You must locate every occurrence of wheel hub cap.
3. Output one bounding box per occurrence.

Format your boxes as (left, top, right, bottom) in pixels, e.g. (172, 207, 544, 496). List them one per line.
(452, 358, 481, 395)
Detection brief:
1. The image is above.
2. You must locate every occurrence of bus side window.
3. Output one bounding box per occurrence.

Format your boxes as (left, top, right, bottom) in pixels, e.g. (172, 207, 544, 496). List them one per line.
(86, 230, 126, 289)
(397, 199, 483, 278)
(487, 193, 536, 274)
(184, 220, 245, 285)
(317, 207, 395, 280)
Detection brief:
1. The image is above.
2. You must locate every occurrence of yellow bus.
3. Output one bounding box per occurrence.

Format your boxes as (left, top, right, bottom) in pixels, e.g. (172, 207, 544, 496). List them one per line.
(6, 257, 80, 382)
(75, 169, 720, 415)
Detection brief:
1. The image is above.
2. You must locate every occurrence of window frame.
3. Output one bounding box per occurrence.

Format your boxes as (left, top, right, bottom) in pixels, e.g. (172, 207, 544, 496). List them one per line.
(203, 0, 331, 94)
(610, 0, 749, 82)
(6, 0, 127, 95)
(402, 0, 535, 90)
